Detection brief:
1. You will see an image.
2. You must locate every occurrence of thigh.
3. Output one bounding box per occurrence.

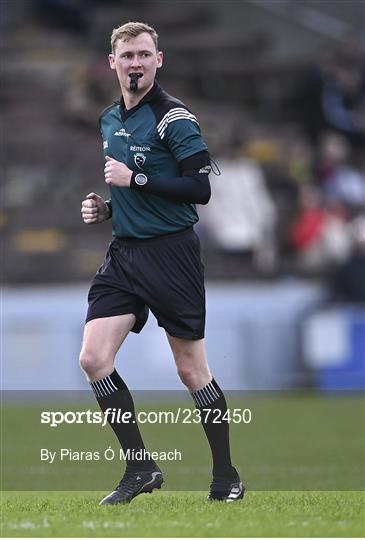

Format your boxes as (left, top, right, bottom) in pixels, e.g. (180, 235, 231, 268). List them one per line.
(166, 334, 210, 373)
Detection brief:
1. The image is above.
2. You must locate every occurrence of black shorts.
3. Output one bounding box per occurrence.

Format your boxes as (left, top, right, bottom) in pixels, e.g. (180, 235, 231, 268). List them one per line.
(86, 227, 206, 340)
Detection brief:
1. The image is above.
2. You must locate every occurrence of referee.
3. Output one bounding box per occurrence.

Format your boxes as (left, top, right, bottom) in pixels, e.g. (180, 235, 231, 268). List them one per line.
(80, 21, 244, 505)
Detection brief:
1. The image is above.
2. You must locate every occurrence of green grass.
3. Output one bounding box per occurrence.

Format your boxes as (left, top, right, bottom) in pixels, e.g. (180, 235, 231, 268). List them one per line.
(1, 490, 364, 537)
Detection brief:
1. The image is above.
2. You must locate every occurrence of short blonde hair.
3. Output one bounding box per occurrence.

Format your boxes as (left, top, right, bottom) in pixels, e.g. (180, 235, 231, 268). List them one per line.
(111, 22, 158, 53)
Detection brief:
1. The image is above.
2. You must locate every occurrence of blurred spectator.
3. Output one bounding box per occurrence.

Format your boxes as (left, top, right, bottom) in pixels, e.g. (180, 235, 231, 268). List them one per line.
(314, 133, 350, 186)
(331, 215, 365, 303)
(199, 154, 277, 270)
(321, 52, 365, 147)
(324, 162, 365, 210)
(314, 132, 365, 211)
(300, 39, 365, 149)
(290, 185, 352, 272)
(243, 135, 311, 259)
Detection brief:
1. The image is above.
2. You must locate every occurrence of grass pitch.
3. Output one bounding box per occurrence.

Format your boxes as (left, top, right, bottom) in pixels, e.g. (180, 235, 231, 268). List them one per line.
(1, 490, 364, 537)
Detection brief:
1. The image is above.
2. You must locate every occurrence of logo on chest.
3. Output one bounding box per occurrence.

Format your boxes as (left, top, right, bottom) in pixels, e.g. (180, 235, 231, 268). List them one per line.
(114, 128, 131, 138)
(134, 152, 146, 169)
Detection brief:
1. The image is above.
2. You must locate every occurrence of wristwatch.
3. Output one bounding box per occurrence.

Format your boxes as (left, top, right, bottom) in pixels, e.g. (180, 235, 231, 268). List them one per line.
(105, 200, 112, 219)
(134, 173, 148, 186)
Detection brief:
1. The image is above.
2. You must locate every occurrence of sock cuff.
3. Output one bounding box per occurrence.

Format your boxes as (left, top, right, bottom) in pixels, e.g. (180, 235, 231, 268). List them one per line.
(191, 378, 222, 408)
(109, 369, 128, 389)
(90, 369, 126, 398)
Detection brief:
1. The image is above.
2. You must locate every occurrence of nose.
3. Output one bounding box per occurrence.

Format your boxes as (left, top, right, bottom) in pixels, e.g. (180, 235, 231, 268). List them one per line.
(131, 54, 142, 68)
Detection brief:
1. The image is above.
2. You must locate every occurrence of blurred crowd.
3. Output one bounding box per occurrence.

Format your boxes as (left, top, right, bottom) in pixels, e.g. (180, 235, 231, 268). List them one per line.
(199, 40, 365, 302)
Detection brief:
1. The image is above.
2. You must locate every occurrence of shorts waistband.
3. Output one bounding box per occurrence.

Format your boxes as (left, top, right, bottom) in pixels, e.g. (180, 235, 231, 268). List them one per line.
(113, 226, 194, 247)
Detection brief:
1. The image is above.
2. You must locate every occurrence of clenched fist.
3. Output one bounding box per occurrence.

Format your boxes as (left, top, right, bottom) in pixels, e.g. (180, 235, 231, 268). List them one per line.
(104, 155, 132, 187)
(81, 193, 110, 224)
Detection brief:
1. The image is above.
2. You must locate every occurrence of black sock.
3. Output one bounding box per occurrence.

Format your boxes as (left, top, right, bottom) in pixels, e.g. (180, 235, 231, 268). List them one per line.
(191, 378, 237, 479)
(90, 369, 154, 472)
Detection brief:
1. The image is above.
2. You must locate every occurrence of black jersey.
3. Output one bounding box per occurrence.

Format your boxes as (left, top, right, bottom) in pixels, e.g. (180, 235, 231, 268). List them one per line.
(100, 82, 208, 239)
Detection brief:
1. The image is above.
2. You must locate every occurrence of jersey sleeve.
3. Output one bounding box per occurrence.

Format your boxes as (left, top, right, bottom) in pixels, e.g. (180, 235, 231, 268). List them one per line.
(157, 107, 207, 162)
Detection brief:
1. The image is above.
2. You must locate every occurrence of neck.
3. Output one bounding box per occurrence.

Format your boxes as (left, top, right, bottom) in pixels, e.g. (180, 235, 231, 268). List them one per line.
(122, 82, 154, 110)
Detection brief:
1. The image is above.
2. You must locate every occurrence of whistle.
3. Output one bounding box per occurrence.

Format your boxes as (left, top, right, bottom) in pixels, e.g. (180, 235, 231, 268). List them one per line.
(129, 72, 142, 92)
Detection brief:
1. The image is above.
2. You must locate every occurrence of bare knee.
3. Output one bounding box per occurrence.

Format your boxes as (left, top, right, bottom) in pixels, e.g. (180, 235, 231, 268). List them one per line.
(176, 362, 199, 389)
(168, 336, 211, 391)
(78, 349, 95, 375)
(79, 348, 113, 381)
(176, 354, 211, 390)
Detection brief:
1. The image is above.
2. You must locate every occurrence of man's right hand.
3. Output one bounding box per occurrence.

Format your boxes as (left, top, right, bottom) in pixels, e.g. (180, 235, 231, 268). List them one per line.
(81, 193, 110, 224)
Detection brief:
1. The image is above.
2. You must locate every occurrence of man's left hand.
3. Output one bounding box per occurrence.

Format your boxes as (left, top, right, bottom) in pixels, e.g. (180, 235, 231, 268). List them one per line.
(104, 155, 132, 187)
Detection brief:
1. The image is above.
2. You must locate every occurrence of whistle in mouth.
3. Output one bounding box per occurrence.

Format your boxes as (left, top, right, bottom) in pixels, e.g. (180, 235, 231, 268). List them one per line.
(129, 72, 142, 92)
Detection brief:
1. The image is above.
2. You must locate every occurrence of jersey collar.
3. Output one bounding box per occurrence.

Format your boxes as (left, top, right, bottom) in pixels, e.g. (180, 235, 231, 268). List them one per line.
(119, 81, 163, 121)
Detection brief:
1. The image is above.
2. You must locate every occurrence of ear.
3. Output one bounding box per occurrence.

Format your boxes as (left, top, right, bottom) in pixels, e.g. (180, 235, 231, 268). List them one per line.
(156, 51, 163, 69)
(108, 53, 116, 70)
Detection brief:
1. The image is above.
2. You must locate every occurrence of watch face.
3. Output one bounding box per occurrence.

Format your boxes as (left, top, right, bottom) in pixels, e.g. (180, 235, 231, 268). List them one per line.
(135, 173, 148, 186)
